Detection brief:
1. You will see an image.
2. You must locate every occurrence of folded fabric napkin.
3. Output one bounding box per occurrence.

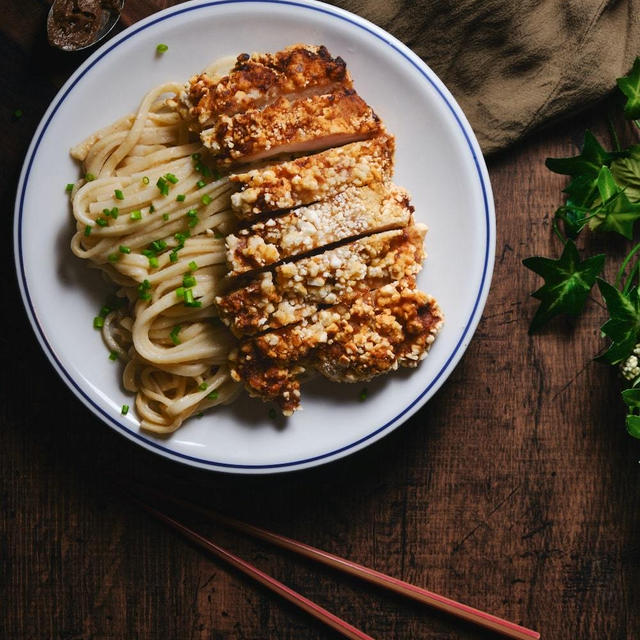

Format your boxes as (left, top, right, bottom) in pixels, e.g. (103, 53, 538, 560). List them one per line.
(332, 0, 640, 154)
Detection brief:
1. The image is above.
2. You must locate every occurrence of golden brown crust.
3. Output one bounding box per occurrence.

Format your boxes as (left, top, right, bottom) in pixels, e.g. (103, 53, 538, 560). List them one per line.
(217, 226, 426, 336)
(201, 89, 382, 166)
(229, 133, 395, 217)
(179, 44, 352, 127)
(225, 183, 413, 275)
(229, 281, 443, 415)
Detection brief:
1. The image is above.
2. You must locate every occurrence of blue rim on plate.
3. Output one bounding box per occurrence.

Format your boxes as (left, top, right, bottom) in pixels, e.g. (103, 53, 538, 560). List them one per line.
(14, 0, 495, 472)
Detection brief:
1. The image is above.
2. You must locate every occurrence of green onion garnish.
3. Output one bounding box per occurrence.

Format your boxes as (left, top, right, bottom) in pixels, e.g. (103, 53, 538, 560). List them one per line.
(149, 204, 156, 213)
(137, 279, 152, 301)
(156, 177, 169, 196)
(188, 261, 198, 272)
(96, 217, 108, 227)
(207, 390, 219, 401)
(84, 225, 92, 236)
(93, 316, 105, 329)
(214, 230, 224, 239)
(183, 274, 196, 288)
(121, 404, 129, 415)
(99, 305, 111, 317)
(130, 210, 142, 221)
(176, 194, 186, 202)
(198, 382, 208, 391)
(148, 256, 159, 268)
(108, 253, 119, 263)
(201, 194, 212, 205)
(359, 388, 368, 402)
(165, 173, 179, 184)
(191, 153, 201, 161)
(65, 183, 74, 193)
(169, 250, 179, 262)
(196, 180, 206, 189)
(119, 245, 131, 254)
(114, 189, 124, 200)
(156, 43, 168, 53)
(169, 325, 181, 345)
(150, 239, 167, 252)
(162, 213, 169, 221)
(13, 108, 23, 119)
(109, 351, 119, 361)
(175, 286, 185, 299)
(142, 176, 150, 185)
(85, 172, 96, 182)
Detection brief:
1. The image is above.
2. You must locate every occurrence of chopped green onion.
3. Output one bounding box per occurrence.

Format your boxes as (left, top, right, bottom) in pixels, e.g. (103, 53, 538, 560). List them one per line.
(191, 153, 201, 161)
(130, 209, 142, 221)
(85, 172, 96, 182)
(121, 404, 129, 415)
(169, 325, 181, 345)
(175, 286, 185, 299)
(207, 390, 219, 401)
(156, 177, 169, 196)
(150, 239, 167, 252)
(183, 288, 200, 307)
(214, 230, 224, 239)
(137, 279, 152, 301)
(186, 209, 198, 218)
(165, 173, 179, 184)
(188, 260, 198, 272)
(212, 168, 221, 181)
(99, 305, 111, 317)
(108, 253, 119, 263)
(198, 382, 208, 391)
(119, 245, 131, 254)
(196, 180, 206, 189)
(188, 216, 198, 228)
(65, 183, 74, 193)
(84, 225, 92, 236)
(96, 217, 108, 227)
(169, 249, 179, 262)
(114, 189, 124, 200)
(109, 351, 119, 361)
(148, 256, 159, 268)
(200, 165, 212, 178)
(359, 388, 368, 402)
(176, 194, 186, 202)
(142, 176, 150, 185)
(156, 43, 168, 53)
(183, 274, 196, 288)
(110, 207, 119, 219)
(201, 194, 212, 205)
(13, 108, 23, 119)
(162, 213, 169, 221)
(149, 205, 156, 213)
(93, 316, 105, 329)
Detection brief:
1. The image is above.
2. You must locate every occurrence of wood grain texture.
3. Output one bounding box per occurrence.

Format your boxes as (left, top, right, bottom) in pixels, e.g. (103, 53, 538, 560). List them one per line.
(2, 2, 639, 639)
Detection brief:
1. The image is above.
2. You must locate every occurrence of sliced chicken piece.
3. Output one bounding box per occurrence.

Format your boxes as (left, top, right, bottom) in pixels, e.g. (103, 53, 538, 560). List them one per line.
(229, 133, 395, 217)
(229, 281, 443, 415)
(177, 44, 352, 127)
(201, 89, 382, 167)
(225, 182, 412, 275)
(217, 225, 426, 336)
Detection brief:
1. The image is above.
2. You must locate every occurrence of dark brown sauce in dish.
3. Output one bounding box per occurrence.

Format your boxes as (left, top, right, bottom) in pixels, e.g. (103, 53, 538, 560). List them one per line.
(47, 0, 121, 51)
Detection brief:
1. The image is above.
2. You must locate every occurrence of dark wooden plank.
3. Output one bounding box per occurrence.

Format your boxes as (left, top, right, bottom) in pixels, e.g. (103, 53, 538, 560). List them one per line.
(1, 2, 639, 639)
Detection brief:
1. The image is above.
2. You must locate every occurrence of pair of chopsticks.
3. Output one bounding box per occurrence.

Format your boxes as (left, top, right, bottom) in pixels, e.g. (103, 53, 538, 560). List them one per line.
(129, 486, 540, 640)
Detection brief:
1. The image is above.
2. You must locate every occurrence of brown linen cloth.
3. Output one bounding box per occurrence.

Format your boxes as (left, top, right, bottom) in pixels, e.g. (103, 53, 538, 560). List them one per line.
(329, 0, 640, 155)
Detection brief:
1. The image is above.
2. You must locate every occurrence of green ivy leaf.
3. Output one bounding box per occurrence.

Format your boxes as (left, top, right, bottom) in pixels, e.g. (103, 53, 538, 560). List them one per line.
(610, 144, 640, 203)
(523, 240, 605, 334)
(622, 389, 640, 438)
(588, 166, 640, 239)
(616, 57, 640, 120)
(596, 279, 640, 364)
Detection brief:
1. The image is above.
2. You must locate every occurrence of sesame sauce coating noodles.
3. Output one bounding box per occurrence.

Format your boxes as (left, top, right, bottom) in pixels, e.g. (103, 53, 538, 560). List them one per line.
(69, 59, 242, 434)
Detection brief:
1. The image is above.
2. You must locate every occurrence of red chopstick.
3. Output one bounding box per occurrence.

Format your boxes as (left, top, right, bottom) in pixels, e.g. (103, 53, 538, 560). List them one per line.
(132, 497, 374, 640)
(132, 487, 540, 640)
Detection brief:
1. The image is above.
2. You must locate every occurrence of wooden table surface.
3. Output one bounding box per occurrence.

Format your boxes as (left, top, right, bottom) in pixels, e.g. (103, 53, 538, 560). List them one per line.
(2, 2, 639, 638)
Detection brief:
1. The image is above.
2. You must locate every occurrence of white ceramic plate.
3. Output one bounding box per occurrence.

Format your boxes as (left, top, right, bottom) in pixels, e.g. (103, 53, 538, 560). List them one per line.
(14, 0, 495, 473)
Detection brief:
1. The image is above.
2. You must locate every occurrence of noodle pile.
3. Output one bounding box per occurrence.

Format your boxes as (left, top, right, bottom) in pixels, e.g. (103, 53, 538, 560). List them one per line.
(69, 59, 242, 434)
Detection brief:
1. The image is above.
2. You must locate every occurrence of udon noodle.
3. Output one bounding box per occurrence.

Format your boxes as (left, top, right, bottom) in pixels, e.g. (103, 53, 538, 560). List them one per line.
(68, 57, 242, 434)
